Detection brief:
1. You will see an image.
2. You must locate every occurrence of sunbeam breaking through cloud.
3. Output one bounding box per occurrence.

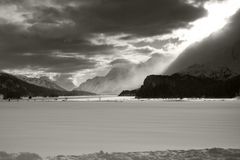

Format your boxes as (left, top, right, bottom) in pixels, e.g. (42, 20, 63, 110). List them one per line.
(0, 0, 240, 92)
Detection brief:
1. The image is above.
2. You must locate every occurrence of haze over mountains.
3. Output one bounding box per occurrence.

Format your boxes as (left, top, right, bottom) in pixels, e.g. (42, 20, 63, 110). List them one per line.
(75, 53, 172, 94)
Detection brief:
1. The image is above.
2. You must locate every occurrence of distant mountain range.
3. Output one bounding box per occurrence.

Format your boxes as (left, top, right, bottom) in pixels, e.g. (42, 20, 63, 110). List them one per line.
(75, 67, 133, 94)
(17, 75, 66, 91)
(75, 53, 172, 94)
(120, 65, 240, 98)
(0, 72, 95, 99)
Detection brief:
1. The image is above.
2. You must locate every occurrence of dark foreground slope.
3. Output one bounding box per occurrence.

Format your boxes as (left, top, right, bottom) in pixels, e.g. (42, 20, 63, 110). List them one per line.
(0, 73, 95, 99)
(1, 148, 240, 160)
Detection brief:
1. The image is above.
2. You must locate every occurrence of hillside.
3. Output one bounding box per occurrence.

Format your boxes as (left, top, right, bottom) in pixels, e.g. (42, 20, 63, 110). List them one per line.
(119, 65, 240, 98)
(75, 66, 134, 94)
(135, 74, 240, 98)
(0, 73, 95, 99)
(17, 75, 65, 91)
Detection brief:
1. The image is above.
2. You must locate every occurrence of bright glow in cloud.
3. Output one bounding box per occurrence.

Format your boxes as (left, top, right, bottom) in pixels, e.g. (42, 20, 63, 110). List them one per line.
(173, 0, 240, 53)
(0, 5, 26, 24)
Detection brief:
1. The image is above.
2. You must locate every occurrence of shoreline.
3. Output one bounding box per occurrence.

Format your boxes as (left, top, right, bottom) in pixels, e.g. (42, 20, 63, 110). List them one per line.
(0, 98, 240, 103)
(1, 148, 240, 160)
(0, 96, 239, 103)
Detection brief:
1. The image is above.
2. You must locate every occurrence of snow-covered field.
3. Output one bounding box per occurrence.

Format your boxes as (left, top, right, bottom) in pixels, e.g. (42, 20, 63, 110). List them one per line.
(0, 99, 240, 157)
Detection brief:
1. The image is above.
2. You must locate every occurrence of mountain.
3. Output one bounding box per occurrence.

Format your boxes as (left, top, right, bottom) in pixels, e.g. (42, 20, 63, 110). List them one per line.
(75, 53, 172, 94)
(75, 66, 133, 94)
(17, 75, 65, 91)
(179, 64, 238, 80)
(120, 73, 240, 98)
(164, 10, 240, 75)
(119, 89, 138, 96)
(0, 72, 95, 99)
(54, 75, 76, 91)
(119, 64, 240, 98)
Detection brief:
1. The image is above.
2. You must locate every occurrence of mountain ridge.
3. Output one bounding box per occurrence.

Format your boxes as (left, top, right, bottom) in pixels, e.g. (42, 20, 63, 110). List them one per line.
(119, 65, 240, 98)
(75, 54, 172, 94)
(178, 64, 238, 80)
(0, 72, 95, 99)
(16, 75, 66, 91)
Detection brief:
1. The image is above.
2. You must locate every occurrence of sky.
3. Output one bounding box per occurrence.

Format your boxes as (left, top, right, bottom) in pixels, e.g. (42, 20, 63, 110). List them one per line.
(0, 0, 240, 90)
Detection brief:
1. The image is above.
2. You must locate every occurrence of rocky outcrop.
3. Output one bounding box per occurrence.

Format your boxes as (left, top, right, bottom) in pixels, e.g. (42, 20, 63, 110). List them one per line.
(119, 89, 138, 96)
(135, 73, 240, 98)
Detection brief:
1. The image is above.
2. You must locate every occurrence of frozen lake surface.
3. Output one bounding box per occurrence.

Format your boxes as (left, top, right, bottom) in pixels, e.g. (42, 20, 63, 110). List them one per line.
(0, 99, 240, 156)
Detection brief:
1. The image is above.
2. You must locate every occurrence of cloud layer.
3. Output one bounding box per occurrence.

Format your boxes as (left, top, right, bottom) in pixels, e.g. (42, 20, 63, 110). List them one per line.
(0, 0, 211, 89)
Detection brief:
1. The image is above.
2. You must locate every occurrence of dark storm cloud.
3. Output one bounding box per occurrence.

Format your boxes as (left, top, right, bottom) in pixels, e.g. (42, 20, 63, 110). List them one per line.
(0, 53, 97, 73)
(0, 22, 114, 55)
(0, 0, 208, 73)
(61, 0, 207, 37)
(0, 21, 112, 73)
(0, 0, 23, 4)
